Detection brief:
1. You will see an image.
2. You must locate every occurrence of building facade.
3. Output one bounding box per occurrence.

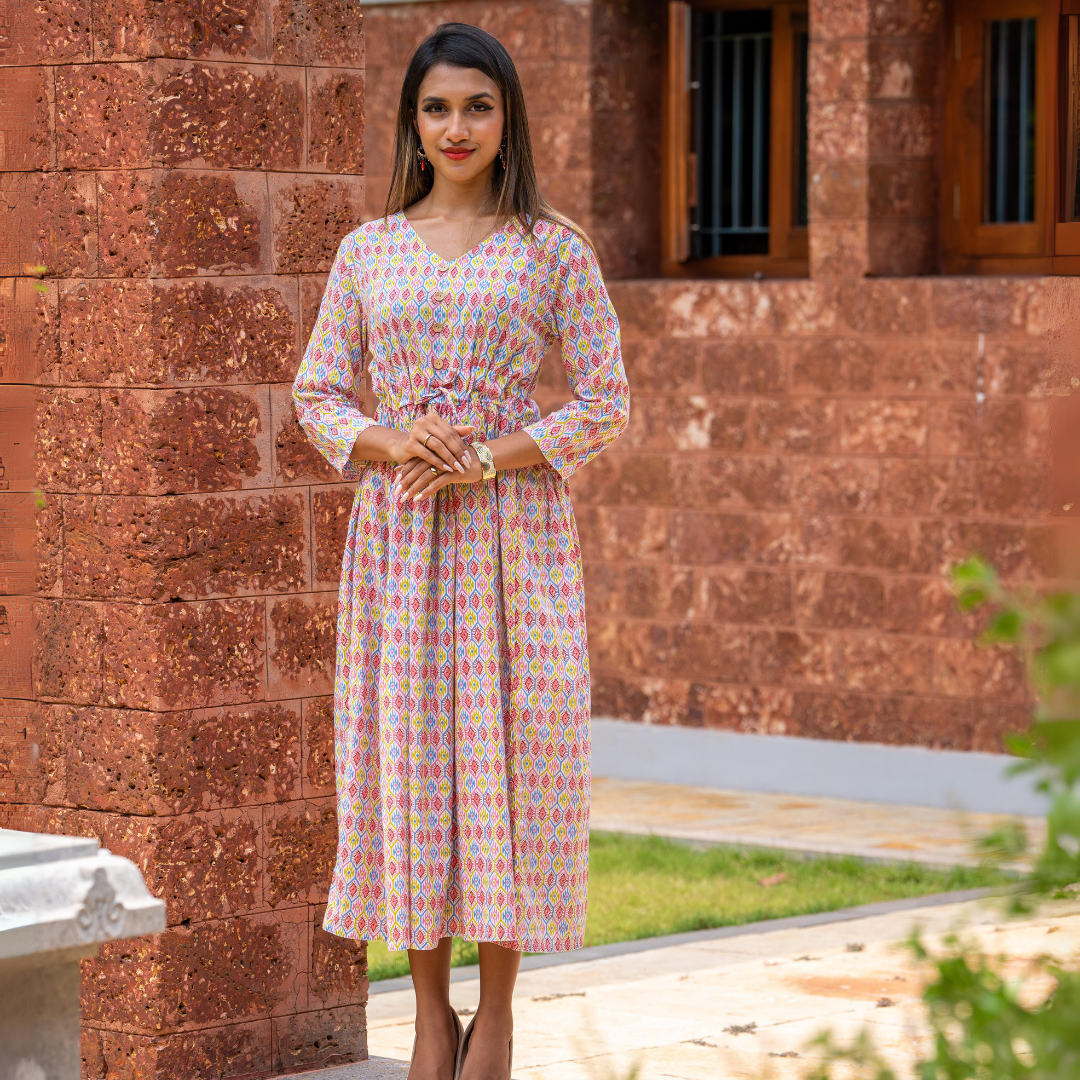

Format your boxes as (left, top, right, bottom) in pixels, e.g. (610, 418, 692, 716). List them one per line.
(0, 0, 1079, 1077)
(363, 0, 1079, 752)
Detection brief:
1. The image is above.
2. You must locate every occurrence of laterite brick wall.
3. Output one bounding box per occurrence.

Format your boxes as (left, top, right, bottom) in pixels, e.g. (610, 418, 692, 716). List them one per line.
(0, 1, 370, 1075)
(571, 276, 1078, 749)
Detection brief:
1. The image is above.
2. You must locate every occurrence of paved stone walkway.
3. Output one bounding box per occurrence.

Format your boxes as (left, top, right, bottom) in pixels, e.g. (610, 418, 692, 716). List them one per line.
(589, 777, 1044, 868)
(300, 893, 1080, 1080)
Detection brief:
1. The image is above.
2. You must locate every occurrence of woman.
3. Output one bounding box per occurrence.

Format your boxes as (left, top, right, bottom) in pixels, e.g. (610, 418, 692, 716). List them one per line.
(292, 22, 629, 1080)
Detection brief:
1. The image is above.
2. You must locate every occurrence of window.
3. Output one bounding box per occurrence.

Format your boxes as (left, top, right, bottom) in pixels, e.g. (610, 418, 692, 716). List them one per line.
(662, 0, 808, 277)
(943, 0, 1080, 272)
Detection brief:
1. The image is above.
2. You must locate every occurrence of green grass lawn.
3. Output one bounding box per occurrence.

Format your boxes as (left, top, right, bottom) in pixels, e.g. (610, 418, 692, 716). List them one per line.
(365, 831, 1008, 982)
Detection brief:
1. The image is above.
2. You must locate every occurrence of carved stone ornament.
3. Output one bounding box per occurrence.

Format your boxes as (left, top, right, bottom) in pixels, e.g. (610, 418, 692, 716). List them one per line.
(75, 868, 125, 942)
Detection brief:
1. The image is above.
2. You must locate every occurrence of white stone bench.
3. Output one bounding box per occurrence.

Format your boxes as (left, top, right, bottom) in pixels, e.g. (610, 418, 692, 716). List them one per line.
(0, 829, 166, 1080)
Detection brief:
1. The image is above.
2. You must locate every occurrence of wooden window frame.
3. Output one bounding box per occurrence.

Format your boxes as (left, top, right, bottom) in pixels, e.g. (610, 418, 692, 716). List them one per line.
(661, 0, 809, 278)
(943, 0, 1080, 273)
(1056, 0, 1080, 263)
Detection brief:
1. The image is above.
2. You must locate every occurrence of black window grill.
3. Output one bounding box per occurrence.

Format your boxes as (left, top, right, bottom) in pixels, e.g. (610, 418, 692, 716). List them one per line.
(985, 18, 1036, 224)
(692, 9, 773, 257)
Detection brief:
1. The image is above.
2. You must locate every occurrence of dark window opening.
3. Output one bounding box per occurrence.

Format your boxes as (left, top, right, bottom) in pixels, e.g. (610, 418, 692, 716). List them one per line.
(692, 9, 773, 257)
(985, 17, 1037, 223)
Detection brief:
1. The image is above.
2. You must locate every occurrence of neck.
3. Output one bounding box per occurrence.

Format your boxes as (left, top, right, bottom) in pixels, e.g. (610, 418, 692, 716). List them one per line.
(424, 167, 502, 221)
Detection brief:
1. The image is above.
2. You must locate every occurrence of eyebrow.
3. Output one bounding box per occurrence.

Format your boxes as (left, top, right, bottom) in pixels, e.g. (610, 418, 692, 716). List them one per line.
(420, 91, 495, 105)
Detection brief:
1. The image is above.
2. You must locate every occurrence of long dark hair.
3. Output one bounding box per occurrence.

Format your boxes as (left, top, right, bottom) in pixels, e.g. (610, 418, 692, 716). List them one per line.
(384, 22, 591, 248)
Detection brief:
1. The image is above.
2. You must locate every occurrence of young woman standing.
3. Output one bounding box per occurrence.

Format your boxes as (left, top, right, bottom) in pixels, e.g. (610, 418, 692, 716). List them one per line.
(293, 23, 629, 1080)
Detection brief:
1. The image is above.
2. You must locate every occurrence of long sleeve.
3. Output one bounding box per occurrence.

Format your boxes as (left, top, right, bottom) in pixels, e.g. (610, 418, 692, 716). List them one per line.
(292, 232, 376, 481)
(524, 227, 630, 479)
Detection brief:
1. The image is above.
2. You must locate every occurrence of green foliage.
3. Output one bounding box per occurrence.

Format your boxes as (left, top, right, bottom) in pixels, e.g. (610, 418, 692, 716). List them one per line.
(801, 558, 1080, 1080)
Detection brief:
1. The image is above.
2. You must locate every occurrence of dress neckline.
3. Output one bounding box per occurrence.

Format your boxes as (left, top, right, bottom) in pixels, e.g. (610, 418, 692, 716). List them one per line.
(397, 210, 511, 265)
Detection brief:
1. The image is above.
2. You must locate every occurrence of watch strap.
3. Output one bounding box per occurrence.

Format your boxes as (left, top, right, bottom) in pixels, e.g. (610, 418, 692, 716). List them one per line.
(473, 442, 496, 480)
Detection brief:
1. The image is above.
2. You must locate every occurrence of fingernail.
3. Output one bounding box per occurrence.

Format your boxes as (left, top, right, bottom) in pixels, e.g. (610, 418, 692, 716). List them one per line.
(443, 463, 453, 472)
(464, 452, 472, 467)
(454, 461, 464, 473)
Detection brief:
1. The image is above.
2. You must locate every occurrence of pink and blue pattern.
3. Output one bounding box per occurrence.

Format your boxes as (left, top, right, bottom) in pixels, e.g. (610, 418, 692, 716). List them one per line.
(293, 212, 628, 952)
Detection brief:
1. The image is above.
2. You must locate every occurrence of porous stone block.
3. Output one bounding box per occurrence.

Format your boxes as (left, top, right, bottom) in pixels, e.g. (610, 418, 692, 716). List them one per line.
(152, 170, 270, 276)
(151, 61, 305, 170)
(32, 599, 105, 704)
(270, 0, 364, 66)
(264, 799, 336, 907)
(271, 382, 342, 485)
(0, 66, 54, 170)
(54, 63, 151, 170)
(82, 1020, 273, 1080)
(64, 491, 309, 601)
(92, 0, 268, 62)
(102, 598, 267, 710)
(82, 910, 306, 1032)
(266, 593, 337, 699)
(0, 0, 92, 65)
(308, 69, 365, 174)
(40, 701, 302, 814)
(312, 485, 354, 586)
(99, 385, 272, 494)
(269, 173, 365, 273)
(55, 275, 298, 389)
(273, 1005, 366, 1073)
(302, 697, 335, 799)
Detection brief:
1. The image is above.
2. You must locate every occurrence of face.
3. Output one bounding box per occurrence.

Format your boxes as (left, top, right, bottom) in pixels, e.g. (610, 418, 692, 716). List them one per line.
(414, 63, 505, 186)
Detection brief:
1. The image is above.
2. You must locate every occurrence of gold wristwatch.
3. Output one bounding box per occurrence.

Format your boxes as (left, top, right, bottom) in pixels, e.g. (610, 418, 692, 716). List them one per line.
(472, 441, 496, 481)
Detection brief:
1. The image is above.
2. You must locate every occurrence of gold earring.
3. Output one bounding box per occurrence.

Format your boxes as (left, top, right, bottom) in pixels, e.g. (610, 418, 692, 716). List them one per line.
(417, 145, 428, 172)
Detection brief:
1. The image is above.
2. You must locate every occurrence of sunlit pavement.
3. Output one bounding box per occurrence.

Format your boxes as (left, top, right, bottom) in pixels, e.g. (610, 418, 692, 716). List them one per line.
(589, 777, 1043, 869)
(331, 894, 1077, 1080)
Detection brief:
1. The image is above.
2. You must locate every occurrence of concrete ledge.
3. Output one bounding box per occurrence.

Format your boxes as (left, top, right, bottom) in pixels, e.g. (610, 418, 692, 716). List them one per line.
(590, 719, 1046, 816)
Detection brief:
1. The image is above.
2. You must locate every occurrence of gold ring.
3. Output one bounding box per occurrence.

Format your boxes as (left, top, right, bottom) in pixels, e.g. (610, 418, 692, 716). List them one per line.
(430, 466, 438, 477)
(423, 434, 433, 450)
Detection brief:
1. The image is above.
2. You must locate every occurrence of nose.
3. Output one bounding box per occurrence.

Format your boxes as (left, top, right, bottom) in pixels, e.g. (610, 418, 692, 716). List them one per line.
(445, 108, 470, 142)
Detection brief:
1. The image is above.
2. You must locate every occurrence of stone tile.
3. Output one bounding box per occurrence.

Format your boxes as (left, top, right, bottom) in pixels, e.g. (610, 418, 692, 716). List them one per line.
(99, 385, 272, 494)
(151, 60, 305, 169)
(308, 68, 365, 174)
(103, 598, 267, 710)
(269, 173, 365, 274)
(267, 592, 337, 699)
(64, 491, 309, 600)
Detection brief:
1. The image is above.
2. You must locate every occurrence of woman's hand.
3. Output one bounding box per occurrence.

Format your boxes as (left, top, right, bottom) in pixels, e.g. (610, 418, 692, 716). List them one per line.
(389, 411, 474, 475)
(392, 450, 483, 503)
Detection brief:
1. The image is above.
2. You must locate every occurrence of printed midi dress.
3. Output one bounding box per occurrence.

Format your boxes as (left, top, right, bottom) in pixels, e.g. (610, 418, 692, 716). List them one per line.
(292, 211, 629, 953)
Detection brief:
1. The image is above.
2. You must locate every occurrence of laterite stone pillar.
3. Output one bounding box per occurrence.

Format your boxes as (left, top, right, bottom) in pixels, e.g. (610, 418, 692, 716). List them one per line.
(808, 0, 940, 277)
(0, 1, 370, 1075)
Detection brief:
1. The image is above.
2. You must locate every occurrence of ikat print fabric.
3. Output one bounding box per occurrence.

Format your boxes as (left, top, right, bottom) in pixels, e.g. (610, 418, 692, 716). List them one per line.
(292, 212, 629, 952)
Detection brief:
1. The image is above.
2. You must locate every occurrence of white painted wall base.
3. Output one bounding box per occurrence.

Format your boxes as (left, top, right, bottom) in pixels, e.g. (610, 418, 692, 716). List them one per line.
(590, 718, 1047, 817)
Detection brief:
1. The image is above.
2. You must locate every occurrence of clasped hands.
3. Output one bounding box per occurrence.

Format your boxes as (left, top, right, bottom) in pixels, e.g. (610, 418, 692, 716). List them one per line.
(389, 410, 483, 503)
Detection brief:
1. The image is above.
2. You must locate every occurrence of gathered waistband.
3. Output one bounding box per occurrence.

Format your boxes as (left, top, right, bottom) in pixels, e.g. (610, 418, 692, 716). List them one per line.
(376, 392, 540, 439)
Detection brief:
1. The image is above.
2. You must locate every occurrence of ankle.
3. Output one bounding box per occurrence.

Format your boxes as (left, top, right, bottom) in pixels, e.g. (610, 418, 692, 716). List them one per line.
(473, 1006, 513, 1035)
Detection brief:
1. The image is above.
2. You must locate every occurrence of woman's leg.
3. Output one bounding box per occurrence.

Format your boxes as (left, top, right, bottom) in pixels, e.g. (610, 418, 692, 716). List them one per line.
(460, 941, 520, 1080)
(408, 937, 458, 1080)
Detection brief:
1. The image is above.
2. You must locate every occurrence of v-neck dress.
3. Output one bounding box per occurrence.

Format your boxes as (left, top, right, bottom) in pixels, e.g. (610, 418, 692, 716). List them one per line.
(292, 211, 629, 952)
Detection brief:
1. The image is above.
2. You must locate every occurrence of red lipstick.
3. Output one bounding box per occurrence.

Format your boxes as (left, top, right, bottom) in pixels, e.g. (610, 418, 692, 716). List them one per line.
(442, 147, 475, 161)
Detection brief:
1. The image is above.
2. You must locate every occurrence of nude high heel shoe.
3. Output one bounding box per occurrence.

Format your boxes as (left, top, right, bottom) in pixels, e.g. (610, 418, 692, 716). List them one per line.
(456, 1017, 513, 1080)
(411, 1007, 465, 1079)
